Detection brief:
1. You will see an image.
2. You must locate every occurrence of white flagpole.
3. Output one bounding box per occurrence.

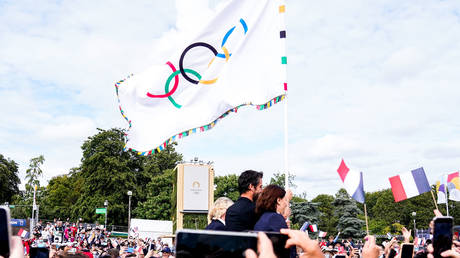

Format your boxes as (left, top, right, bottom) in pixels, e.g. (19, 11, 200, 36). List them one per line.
(279, 0, 289, 190)
(284, 94, 289, 190)
(446, 180, 449, 216)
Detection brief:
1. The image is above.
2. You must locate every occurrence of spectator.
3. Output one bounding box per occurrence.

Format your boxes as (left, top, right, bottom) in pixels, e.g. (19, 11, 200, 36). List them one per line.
(205, 197, 234, 230)
(225, 170, 263, 231)
(253, 185, 289, 232)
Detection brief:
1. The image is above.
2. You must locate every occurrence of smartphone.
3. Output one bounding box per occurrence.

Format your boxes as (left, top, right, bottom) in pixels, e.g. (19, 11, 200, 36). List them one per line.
(400, 243, 414, 258)
(176, 229, 290, 258)
(433, 216, 453, 258)
(0, 206, 12, 257)
(30, 247, 49, 258)
(335, 255, 346, 258)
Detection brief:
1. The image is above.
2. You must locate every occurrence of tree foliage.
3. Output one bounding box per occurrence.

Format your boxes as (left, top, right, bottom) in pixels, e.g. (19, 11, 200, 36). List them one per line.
(311, 194, 337, 236)
(333, 189, 365, 238)
(25, 155, 45, 198)
(269, 172, 296, 189)
(214, 174, 239, 202)
(0, 154, 20, 204)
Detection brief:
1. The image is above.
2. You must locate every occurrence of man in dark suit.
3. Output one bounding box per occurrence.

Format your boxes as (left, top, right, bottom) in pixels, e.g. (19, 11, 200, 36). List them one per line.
(225, 170, 263, 231)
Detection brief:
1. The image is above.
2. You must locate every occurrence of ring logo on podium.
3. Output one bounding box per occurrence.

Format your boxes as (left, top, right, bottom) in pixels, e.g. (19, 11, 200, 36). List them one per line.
(146, 18, 249, 109)
(191, 181, 202, 195)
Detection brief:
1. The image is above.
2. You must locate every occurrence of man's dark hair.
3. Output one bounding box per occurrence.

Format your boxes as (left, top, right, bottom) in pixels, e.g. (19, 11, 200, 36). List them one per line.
(238, 170, 263, 194)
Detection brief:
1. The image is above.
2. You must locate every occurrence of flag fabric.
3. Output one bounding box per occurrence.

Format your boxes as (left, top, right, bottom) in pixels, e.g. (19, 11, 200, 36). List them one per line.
(308, 224, 318, 233)
(318, 231, 327, 238)
(436, 175, 447, 204)
(337, 159, 365, 203)
(447, 172, 460, 201)
(17, 228, 29, 238)
(116, 0, 287, 155)
(300, 222, 309, 232)
(389, 167, 431, 202)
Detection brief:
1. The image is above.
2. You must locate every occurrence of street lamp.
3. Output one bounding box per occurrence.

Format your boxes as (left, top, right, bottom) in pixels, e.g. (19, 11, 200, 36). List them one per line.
(412, 211, 417, 235)
(127, 191, 132, 237)
(104, 200, 108, 230)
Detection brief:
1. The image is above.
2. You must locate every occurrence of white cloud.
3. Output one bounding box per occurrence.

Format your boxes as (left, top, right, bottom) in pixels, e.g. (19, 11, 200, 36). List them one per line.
(2, 0, 460, 199)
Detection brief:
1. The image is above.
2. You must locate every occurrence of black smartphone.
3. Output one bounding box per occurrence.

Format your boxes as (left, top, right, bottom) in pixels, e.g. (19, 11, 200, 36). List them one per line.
(176, 229, 290, 258)
(30, 247, 50, 258)
(401, 243, 414, 258)
(0, 206, 12, 257)
(433, 216, 453, 258)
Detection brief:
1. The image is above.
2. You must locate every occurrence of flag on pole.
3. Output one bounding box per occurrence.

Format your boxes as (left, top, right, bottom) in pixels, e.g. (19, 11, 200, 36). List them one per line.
(318, 231, 327, 238)
(436, 175, 447, 204)
(389, 167, 431, 202)
(17, 228, 29, 239)
(337, 159, 365, 203)
(308, 224, 318, 233)
(116, 0, 287, 155)
(447, 172, 460, 201)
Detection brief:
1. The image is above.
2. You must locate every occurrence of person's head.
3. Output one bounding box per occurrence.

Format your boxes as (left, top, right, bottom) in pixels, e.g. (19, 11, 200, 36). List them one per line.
(238, 170, 263, 196)
(255, 184, 286, 215)
(208, 197, 234, 221)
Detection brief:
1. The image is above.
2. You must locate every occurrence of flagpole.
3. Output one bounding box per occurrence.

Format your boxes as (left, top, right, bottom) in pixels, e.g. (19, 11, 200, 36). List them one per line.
(284, 93, 289, 190)
(430, 190, 439, 210)
(445, 185, 449, 216)
(364, 203, 369, 235)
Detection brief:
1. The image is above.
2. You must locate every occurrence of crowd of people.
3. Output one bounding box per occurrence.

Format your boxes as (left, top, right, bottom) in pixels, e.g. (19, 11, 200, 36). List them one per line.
(13, 219, 174, 258)
(7, 169, 460, 258)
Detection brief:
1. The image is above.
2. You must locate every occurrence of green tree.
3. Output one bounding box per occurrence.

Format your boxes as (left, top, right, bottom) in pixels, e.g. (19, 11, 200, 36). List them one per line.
(290, 201, 320, 230)
(311, 194, 337, 236)
(25, 155, 45, 198)
(333, 189, 365, 238)
(269, 172, 296, 189)
(72, 128, 150, 225)
(0, 154, 20, 204)
(214, 174, 239, 202)
(134, 168, 176, 220)
(40, 170, 83, 220)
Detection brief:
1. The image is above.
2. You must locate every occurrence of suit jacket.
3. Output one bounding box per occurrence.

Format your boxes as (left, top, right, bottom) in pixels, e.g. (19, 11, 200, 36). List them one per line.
(225, 197, 256, 231)
(254, 212, 287, 232)
(205, 219, 226, 230)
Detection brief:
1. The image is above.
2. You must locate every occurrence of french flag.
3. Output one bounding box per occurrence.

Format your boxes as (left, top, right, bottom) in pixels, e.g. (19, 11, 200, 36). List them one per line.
(319, 231, 327, 238)
(337, 159, 365, 203)
(17, 228, 29, 238)
(389, 167, 431, 202)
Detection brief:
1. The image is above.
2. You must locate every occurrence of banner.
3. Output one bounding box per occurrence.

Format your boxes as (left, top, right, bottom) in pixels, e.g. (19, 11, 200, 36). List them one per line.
(183, 165, 210, 211)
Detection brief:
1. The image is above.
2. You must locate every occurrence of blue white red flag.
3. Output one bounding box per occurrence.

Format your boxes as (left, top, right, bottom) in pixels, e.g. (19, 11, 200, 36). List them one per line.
(337, 159, 365, 203)
(389, 167, 431, 202)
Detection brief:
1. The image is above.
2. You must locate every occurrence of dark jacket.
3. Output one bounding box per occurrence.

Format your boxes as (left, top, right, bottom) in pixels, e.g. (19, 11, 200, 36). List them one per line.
(205, 219, 226, 230)
(254, 212, 287, 232)
(225, 197, 256, 231)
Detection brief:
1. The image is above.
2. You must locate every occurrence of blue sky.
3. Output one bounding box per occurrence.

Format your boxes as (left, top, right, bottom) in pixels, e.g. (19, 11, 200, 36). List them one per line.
(2, 0, 460, 199)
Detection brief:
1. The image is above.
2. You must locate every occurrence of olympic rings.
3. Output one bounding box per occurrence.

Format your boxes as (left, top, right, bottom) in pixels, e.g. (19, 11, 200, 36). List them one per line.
(146, 62, 178, 98)
(179, 42, 218, 85)
(216, 18, 248, 59)
(146, 18, 249, 109)
(165, 67, 201, 109)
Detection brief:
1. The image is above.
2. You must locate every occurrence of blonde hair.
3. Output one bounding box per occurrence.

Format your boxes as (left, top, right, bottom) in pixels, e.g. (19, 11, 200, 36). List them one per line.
(208, 197, 234, 220)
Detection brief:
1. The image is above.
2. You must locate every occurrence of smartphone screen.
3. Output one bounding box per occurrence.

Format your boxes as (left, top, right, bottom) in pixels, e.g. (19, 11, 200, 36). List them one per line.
(176, 229, 257, 258)
(401, 244, 414, 258)
(263, 232, 290, 258)
(30, 247, 50, 258)
(0, 207, 11, 257)
(433, 216, 453, 258)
